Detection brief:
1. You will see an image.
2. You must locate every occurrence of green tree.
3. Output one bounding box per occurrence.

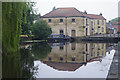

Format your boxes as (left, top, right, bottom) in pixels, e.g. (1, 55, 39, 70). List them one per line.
(2, 2, 27, 53)
(110, 17, 120, 24)
(2, 2, 37, 79)
(21, 2, 37, 35)
(31, 19, 52, 39)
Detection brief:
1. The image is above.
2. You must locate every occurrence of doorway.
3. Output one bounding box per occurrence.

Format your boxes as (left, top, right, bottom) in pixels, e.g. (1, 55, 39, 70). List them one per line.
(60, 30, 64, 35)
(71, 30, 76, 37)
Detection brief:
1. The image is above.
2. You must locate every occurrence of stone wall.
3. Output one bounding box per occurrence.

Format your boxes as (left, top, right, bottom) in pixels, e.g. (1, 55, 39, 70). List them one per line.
(43, 17, 106, 37)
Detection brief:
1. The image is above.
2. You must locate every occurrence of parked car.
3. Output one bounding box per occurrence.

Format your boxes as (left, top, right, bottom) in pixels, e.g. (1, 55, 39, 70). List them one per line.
(48, 34, 69, 39)
(48, 34, 66, 39)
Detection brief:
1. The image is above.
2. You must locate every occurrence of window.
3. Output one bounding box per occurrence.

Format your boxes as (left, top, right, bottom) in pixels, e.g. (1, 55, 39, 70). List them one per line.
(97, 52, 99, 56)
(101, 51, 104, 56)
(92, 45, 94, 49)
(101, 44, 104, 49)
(91, 21, 94, 27)
(60, 57, 63, 61)
(60, 30, 64, 35)
(72, 57, 75, 61)
(71, 43, 76, 50)
(91, 28, 94, 31)
(71, 30, 76, 37)
(60, 19, 63, 22)
(48, 57, 52, 61)
(97, 28, 99, 34)
(72, 18, 75, 22)
(98, 26, 101, 28)
(91, 53, 94, 56)
(102, 20, 104, 25)
(97, 20, 99, 25)
(83, 26, 85, 28)
(48, 19, 51, 22)
(60, 46, 64, 50)
(102, 27, 104, 32)
(86, 19, 88, 26)
(97, 44, 99, 49)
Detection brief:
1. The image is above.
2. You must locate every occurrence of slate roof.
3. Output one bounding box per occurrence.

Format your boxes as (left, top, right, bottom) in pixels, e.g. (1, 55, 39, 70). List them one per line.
(42, 7, 106, 20)
(43, 61, 83, 71)
(83, 13, 106, 20)
(42, 8, 84, 18)
(42, 56, 102, 71)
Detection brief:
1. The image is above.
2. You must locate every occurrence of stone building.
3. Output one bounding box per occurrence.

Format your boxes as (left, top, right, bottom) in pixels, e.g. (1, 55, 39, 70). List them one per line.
(41, 7, 106, 37)
(112, 21, 120, 34)
(106, 21, 115, 34)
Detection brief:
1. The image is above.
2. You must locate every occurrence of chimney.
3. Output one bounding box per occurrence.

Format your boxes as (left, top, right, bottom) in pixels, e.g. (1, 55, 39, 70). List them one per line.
(100, 13, 102, 16)
(52, 6, 56, 11)
(84, 10, 87, 14)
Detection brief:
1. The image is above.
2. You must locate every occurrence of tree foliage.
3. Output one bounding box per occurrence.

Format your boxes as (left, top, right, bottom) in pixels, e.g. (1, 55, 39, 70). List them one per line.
(31, 19, 52, 39)
(2, 2, 38, 79)
(21, 2, 37, 35)
(2, 2, 27, 53)
(110, 17, 120, 24)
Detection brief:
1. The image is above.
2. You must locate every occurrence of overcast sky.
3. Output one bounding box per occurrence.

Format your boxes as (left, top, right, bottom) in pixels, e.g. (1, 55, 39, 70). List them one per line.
(33, 0, 119, 22)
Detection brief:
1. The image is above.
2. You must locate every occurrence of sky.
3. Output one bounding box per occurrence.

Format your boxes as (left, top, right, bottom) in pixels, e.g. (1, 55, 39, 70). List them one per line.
(33, 0, 119, 22)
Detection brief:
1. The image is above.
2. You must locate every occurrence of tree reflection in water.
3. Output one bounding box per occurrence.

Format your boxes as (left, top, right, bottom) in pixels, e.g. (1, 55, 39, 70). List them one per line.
(2, 51, 22, 78)
(20, 48, 36, 79)
(20, 42, 51, 79)
(2, 42, 118, 78)
(2, 42, 51, 79)
(31, 42, 52, 60)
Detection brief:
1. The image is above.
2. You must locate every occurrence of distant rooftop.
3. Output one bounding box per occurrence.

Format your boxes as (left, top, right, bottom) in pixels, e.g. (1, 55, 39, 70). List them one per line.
(106, 22, 114, 29)
(42, 7, 106, 20)
(112, 21, 120, 25)
(83, 13, 106, 20)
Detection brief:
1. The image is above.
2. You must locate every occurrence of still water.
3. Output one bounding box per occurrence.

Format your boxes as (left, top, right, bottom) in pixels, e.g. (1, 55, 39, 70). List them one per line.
(2, 42, 118, 78)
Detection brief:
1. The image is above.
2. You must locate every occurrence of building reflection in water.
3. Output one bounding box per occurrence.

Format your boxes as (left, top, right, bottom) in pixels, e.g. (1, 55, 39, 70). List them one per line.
(41, 42, 106, 71)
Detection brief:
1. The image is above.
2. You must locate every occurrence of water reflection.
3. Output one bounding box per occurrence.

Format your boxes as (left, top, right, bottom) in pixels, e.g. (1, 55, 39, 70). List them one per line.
(34, 50, 115, 78)
(31, 42, 51, 60)
(2, 42, 51, 79)
(40, 42, 107, 71)
(2, 51, 22, 78)
(2, 42, 117, 78)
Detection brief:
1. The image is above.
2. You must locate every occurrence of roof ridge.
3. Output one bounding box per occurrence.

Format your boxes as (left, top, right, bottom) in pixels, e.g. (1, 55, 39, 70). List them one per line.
(82, 13, 106, 20)
(42, 7, 106, 20)
(57, 7, 75, 9)
(86, 13, 102, 16)
(43, 7, 75, 17)
(74, 8, 84, 16)
(43, 9, 58, 17)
